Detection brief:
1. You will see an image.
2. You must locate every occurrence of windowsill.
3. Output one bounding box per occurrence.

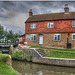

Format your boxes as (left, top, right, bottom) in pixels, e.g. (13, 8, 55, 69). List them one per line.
(72, 39, 75, 40)
(31, 40, 36, 41)
(54, 40, 61, 41)
(31, 28, 36, 29)
(47, 27, 53, 28)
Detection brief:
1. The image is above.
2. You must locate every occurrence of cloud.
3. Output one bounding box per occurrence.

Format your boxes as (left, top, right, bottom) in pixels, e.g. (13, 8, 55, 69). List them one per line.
(0, 1, 75, 34)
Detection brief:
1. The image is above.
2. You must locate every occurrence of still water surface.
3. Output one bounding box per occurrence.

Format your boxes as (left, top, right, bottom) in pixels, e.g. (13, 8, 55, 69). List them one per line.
(12, 60, 75, 75)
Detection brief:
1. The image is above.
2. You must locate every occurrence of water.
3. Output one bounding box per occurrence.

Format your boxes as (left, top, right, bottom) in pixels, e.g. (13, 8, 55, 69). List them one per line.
(12, 60, 75, 75)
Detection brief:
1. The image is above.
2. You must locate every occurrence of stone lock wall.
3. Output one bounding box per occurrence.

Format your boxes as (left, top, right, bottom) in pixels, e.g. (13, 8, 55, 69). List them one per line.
(31, 48, 75, 67)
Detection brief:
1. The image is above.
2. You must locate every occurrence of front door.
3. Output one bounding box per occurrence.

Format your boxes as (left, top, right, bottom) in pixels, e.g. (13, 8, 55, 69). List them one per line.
(39, 35, 43, 45)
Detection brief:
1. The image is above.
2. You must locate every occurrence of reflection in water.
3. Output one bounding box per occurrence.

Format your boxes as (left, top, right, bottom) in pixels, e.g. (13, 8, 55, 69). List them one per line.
(12, 60, 75, 75)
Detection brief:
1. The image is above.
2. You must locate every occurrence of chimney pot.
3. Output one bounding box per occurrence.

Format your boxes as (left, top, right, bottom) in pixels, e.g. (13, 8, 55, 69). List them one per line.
(64, 4, 69, 14)
(29, 9, 33, 17)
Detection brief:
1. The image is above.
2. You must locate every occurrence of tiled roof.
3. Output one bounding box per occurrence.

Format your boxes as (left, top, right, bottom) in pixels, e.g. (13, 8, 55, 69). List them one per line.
(25, 12, 75, 23)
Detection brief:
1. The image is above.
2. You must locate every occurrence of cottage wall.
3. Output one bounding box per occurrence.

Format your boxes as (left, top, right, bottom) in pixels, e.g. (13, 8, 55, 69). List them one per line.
(25, 33, 75, 48)
(25, 20, 75, 48)
(25, 20, 75, 34)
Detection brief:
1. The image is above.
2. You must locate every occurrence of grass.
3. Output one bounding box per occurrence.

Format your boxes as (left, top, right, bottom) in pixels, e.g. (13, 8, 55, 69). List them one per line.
(30, 46, 75, 59)
(30, 46, 75, 51)
(46, 51, 75, 59)
(0, 54, 9, 60)
(0, 62, 18, 74)
(0, 43, 11, 45)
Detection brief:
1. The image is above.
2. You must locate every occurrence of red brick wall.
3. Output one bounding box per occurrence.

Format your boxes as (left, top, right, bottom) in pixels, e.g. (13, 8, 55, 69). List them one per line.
(25, 20, 75, 34)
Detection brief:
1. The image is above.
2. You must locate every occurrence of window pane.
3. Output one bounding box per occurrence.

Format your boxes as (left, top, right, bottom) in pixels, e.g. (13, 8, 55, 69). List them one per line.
(73, 35, 75, 39)
(34, 35, 36, 41)
(31, 35, 36, 41)
(72, 22, 75, 27)
(55, 37, 57, 41)
(54, 35, 57, 41)
(48, 23, 50, 28)
(58, 35, 60, 41)
(31, 35, 33, 41)
(48, 22, 53, 28)
(31, 24, 33, 29)
(34, 24, 36, 28)
(73, 23, 75, 26)
(31, 24, 36, 29)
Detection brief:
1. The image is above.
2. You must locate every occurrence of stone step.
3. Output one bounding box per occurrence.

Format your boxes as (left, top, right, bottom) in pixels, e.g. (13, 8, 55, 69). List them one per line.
(36, 49, 46, 57)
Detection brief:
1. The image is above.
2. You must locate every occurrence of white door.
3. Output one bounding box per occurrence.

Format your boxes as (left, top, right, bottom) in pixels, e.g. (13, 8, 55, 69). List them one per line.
(39, 35, 43, 44)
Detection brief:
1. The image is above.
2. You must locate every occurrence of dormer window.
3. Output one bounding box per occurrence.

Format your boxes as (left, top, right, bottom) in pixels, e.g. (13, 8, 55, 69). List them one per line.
(31, 24, 36, 29)
(48, 22, 54, 28)
(72, 21, 75, 27)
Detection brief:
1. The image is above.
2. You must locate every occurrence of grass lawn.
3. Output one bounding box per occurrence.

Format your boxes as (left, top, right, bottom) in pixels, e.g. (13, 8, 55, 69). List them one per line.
(30, 46, 75, 59)
(0, 43, 11, 45)
(0, 62, 18, 74)
(30, 46, 75, 51)
(0, 54, 9, 59)
(46, 51, 75, 59)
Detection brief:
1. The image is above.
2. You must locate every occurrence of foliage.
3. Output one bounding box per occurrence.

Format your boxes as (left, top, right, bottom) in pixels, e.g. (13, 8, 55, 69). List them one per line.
(11, 48, 33, 61)
(0, 62, 18, 74)
(0, 24, 20, 43)
(11, 51, 22, 60)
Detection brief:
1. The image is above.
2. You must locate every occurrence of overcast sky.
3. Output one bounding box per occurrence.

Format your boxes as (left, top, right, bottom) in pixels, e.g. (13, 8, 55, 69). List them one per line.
(0, 1, 75, 34)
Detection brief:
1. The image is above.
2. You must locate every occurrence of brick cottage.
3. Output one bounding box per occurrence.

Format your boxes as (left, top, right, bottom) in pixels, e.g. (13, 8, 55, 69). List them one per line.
(25, 4, 75, 48)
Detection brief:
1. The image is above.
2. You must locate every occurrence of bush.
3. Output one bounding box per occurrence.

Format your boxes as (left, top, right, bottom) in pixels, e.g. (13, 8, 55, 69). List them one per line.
(11, 51, 22, 60)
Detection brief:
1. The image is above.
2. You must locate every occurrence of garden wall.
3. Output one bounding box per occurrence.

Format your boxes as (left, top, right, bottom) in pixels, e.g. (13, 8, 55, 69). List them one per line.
(30, 48, 75, 67)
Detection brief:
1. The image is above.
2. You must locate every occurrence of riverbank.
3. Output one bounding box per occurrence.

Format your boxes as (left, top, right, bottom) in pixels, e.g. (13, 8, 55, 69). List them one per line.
(11, 45, 75, 67)
(0, 54, 18, 74)
(0, 62, 18, 74)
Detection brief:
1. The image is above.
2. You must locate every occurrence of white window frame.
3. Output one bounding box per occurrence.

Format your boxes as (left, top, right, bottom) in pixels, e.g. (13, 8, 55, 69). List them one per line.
(48, 22, 54, 28)
(72, 21, 75, 27)
(54, 34, 61, 41)
(31, 24, 36, 29)
(19, 37, 22, 41)
(31, 34, 36, 41)
(72, 34, 75, 40)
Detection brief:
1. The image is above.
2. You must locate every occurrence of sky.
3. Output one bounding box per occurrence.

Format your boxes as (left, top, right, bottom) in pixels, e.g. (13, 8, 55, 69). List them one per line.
(0, 1, 75, 34)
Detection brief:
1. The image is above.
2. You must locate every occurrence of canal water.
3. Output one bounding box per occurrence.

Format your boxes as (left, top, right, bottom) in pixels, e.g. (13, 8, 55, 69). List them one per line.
(12, 60, 75, 75)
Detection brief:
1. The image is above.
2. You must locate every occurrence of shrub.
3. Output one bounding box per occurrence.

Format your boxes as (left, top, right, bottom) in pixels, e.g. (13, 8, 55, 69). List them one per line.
(11, 51, 22, 60)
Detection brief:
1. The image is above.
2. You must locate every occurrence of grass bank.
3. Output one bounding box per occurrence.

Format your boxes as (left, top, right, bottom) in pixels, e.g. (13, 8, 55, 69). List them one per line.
(30, 46, 75, 59)
(0, 62, 18, 74)
(30, 46, 75, 51)
(46, 51, 75, 59)
(0, 54, 18, 74)
(0, 54, 9, 62)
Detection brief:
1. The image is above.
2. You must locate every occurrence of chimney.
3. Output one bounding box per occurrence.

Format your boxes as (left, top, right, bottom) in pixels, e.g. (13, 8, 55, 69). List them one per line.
(64, 4, 69, 14)
(29, 9, 33, 17)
